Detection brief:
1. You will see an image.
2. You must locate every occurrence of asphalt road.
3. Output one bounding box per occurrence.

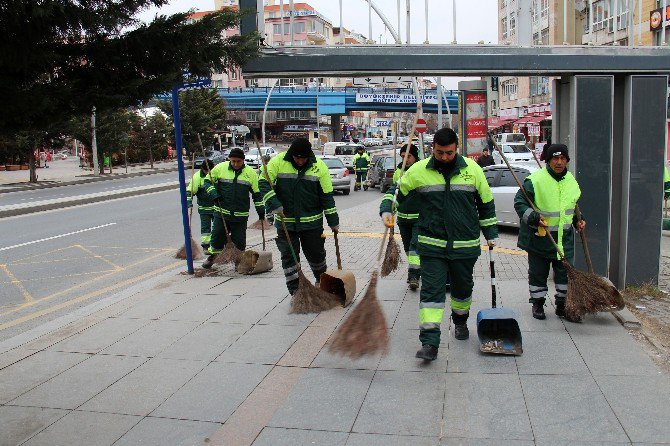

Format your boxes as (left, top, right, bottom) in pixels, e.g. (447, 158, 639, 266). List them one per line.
(0, 172, 179, 205)
(0, 177, 378, 342)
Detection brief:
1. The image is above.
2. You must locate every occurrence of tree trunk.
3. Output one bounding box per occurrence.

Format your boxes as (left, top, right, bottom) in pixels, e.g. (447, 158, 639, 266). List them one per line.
(29, 151, 38, 183)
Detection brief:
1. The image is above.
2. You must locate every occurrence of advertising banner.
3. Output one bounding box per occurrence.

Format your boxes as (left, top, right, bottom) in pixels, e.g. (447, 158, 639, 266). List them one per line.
(355, 93, 439, 104)
(463, 92, 488, 154)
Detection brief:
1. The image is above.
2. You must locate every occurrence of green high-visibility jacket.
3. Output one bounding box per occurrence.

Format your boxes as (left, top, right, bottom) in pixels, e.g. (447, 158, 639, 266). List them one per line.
(187, 170, 216, 215)
(259, 151, 339, 232)
(398, 154, 498, 260)
(514, 166, 581, 259)
(379, 163, 421, 223)
(664, 165, 670, 196)
(205, 162, 264, 222)
(353, 152, 371, 171)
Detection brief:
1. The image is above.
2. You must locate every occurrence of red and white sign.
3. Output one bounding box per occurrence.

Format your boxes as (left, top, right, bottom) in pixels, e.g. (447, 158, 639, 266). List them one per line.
(464, 92, 488, 153)
(416, 118, 427, 133)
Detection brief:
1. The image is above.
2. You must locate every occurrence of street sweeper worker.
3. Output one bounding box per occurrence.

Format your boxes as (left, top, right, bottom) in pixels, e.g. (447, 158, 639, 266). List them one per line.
(387, 127, 498, 361)
(352, 146, 371, 191)
(379, 143, 422, 290)
(201, 148, 264, 269)
(664, 164, 670, 199)
(514, 143, 585, 321)
(187, 159, 216, 252)
(259, 138, 340, 295)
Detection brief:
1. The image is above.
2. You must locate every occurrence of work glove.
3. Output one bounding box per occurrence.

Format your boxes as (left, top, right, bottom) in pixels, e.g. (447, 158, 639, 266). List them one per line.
(330, 225, 339, 233)
(381, 212, 395, 228)
(271, 206, 284, 215)
(487, 239, 497, 249)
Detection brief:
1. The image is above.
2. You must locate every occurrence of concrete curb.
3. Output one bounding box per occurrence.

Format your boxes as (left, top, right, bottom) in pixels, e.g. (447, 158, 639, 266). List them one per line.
(612, 307, 643, 330)
(0, 182, 179, 218)
(0, 165, 179, 194)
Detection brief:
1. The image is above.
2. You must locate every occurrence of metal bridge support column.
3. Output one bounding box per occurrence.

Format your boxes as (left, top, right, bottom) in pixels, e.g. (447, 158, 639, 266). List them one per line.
(331, 114, 342, 143)
(553, 75, 668, 287)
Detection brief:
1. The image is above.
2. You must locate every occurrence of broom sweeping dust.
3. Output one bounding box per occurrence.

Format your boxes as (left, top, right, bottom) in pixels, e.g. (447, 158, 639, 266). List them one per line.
(494, 137, 624, 321)
(176, 153, 203, 260)
(255, 136, 338, 314)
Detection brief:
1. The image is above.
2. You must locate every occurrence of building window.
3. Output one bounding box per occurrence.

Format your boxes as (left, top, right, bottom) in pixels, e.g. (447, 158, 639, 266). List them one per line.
(245, 79, 257, 88)
(540, 0, 549, 19)
(533, 28, 549, 45)
(273, 22, 306, 35)
(246, 112, 259, 122)
(502, 17, 508, 39)
(592, 0, 612, 32)
(490, 99, 498, 114)
(501, 0, 508, 9)
(530, 76, 549, 96)
(502, 78, 518, 98)
(510, 12, 516, 36)
(615, 1, 629, 30)
(230, 70, 238, 81)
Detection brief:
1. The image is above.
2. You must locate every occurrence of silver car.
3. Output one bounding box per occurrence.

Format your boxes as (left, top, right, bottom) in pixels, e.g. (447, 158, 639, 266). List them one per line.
(319, 156, 351, 195)
(483, 163, 539, 227)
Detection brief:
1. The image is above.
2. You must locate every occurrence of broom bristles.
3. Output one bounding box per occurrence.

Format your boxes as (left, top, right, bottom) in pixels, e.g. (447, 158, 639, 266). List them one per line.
(328, 272, 389, 358)
(564, 261, 625, 321)
(175, 237, 203, 260)
(381, 234, 402, 277)
(248, 219, 272, 230)
(290, 269, 341, 314)
(213, 242, 243, 265)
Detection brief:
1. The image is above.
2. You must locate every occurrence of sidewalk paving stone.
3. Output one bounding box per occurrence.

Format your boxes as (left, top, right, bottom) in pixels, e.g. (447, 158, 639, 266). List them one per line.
(377, 328, 448, 372)
(258, 297, 318, 327)
(216, 323, 305, 365)
(440, 440, 534, 446)
(520, 374, 629, 443)
(268, 368, 374, 432)
(161, 294, 239, 322)
(9, 354, 146, 410)
(21, 410, 139, 446)
(347, 433, 439, 446)
(0, 406, 68, 446)
(115, 292, 195, 320)
(169, 276, 230, 294)
(252, 427, 348, 445)
(514, 331, 590, 375)
(442, 373, 533, 441)
(112, 417, 220, 446)
(595, 374, 670, 443)
(151, 362, 272, 423)
(0, 351, 89, 404)
(157, 322, 250, 362)
(207, 296, 281, 325)
(100, 319, 199, 357)
(47, 317, 146, 354)
(446, 337, 517, 374)
(353, 370, 445, 437)
(79, 357, 206, 416)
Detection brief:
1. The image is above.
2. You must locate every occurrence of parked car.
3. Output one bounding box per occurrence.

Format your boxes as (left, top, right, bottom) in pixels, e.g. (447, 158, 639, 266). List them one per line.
(323, 142, 363, 172)
(194, 149, 225, 168)
(483, 162, 539, 227)
(493, 133, 526, 144)
(367, 154, 396, 192)
(491, 143, 535, 164)
(319, 156, 351, 195)
(245, 146, 278, 168)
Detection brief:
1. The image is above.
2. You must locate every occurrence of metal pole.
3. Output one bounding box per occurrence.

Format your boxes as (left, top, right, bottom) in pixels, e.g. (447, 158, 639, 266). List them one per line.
(150, 129, 155, 169)
(424, 0, 429, 44)
(613, 0, 618, 36)
(280, 0, 285, 45)
(406, 0, 411, 44)
(124, 146, 128, 173)
(452, 0, 457, 44)
(628, 0, 634, 46)
(664, 0, 668, 45)
(563, 0, 568, 44)
(289, 0, 294, 46)
(339, 0, 344, 44)
(437, 77, 443, 128)
(91, 106, 99, 176)
(262, 79, 279, 145)
(638, 0, 642, 44)
(171, 84, 194, 274)
(397, 0, 401, 44)
(369, 0, 372, 42)
(588, 0, 593, 36)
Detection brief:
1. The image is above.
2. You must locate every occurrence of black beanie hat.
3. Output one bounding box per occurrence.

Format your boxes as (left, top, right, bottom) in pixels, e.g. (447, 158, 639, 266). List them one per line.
(290, 138, 312, 157)
(546, 144, 570, 162)
(400, 143, 420, 160)
(228, 148, 245, 159)
(539, 143, 551, 161)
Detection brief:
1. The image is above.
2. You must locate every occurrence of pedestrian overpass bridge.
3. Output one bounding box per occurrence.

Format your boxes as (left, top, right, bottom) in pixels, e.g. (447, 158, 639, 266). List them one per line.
(216, 87, 458, 114)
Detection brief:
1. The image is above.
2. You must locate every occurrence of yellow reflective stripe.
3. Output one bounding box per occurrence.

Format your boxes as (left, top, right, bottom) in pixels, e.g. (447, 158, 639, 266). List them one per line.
(324, 207, 337, 215)
(206, 186, 216, 193)
(276, 215, 296, 222)
(382, 194, 394, 200)
(419, 308, 444, 324)
(451, 297, 472, 313)
(479, 217, 497, 227)
(407, 254, 420, 266)
(262, 190, 276, 203)
(453, 239, 480, 248)
(234, 211, 250, 216)
(300, 213, 324, 222)
(397, 212, 419, 219)
(418, 235, 447, 248)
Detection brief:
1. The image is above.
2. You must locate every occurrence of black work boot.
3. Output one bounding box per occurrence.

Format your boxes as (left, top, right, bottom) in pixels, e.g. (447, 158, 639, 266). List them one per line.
(532, 302, 546, 320)
(555, 303, 566, 317)
(408, 278, 419, 291)
(454, 324, 469, 340)
(415, 344, 438, 360)
(202, 255, 215, 269)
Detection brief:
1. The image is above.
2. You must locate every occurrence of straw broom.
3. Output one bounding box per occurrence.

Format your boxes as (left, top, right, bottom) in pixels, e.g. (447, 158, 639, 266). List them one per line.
(494, 137, 624, 321)
(197, 135, 242, 265)
(254, 136, 339, 313)
(248, 218, 272, 230)
(176, 153, 203, 260)
(381, 118, 421, 277)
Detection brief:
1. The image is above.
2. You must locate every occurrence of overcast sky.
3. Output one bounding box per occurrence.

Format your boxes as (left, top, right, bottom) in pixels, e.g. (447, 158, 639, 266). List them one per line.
(138, 0, 500, 87)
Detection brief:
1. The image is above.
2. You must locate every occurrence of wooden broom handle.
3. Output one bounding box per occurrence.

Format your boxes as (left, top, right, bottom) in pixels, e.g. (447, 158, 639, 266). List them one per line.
(574, 205, 593, 273)
(333, 230, 342, 270)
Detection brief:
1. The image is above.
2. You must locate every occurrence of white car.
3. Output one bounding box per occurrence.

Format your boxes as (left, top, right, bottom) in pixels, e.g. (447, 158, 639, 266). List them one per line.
(492, 143, 535, 164)
(483, 163, 539, 227)
(245, 146, 278, 168)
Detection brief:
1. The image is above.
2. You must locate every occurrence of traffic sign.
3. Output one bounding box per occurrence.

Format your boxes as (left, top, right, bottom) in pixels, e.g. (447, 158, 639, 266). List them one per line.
(416, 118, 427, 133)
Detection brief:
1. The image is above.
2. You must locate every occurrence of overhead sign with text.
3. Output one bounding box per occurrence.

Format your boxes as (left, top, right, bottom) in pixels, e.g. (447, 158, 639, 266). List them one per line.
(355, 93, 439, 104)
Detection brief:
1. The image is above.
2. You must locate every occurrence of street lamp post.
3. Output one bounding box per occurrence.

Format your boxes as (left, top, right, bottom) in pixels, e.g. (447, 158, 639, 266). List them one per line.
(150, 129, 155, 169)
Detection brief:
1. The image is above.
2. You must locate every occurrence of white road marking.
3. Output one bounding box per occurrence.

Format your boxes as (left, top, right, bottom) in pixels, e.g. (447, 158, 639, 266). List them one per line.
(0, 223, 117, 252)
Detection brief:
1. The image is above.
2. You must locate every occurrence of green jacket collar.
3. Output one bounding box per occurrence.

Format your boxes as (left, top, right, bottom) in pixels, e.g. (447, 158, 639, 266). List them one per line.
(283, 148, 316, 170)
(426, 153, 467, 171)
(227, 162, 244, 173)
(546, 165, 567, 181)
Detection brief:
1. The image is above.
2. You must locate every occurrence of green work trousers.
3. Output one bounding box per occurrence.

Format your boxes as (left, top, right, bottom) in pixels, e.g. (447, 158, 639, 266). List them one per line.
(199, 212, 214, 249)
(355, 171, 367, 188)
(276, 228, 327, 295)
(527, 251, 571, 306)
(419, 255, 477, 348)
(209, 216, 247, 254)
(398, 221, 421, 281)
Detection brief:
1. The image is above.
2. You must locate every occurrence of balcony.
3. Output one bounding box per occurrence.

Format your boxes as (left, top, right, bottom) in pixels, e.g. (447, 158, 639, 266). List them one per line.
(307, 31, 327, 44)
